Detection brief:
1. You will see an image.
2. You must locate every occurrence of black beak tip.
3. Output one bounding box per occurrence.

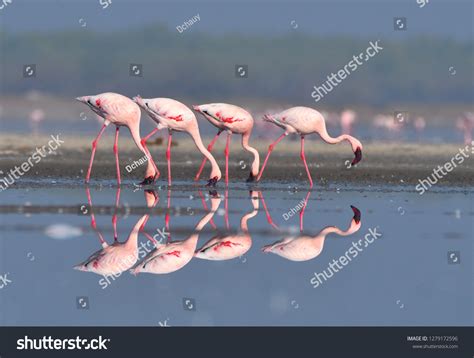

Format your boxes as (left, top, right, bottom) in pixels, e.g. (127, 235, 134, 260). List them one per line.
(140, 174, 156, 186)
(351, 147, 362, 166)
(350, 205, 361, 224)
(206, 176, 219, 187)
(246, 172, 256, 183)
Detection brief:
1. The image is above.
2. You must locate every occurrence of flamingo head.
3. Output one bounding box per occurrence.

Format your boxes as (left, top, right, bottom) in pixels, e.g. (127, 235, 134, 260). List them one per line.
(76, 95, 107, 117)
(350, 138, 363, 166)
(350, 205, 361, 224)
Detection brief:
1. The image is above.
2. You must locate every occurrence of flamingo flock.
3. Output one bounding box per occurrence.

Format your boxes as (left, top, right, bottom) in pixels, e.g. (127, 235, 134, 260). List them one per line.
(77, 92, 364, 188)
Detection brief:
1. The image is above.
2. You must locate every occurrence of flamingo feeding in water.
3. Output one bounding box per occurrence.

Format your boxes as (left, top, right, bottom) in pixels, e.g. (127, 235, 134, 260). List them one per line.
(76, 92, 159, 185)
(258, 106, 363, 187)
(133, 96, 222, 187)
(192, 103, 260, 185)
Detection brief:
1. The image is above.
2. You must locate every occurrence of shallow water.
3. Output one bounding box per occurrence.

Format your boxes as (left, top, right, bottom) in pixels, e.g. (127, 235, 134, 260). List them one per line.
(0, 181, 472, 326)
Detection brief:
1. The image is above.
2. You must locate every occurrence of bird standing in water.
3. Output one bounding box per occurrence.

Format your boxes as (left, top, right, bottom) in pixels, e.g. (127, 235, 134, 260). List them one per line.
(134, 96, 222, 187)
(76, 92, 159, 185)
(258, 106, 363, 187)
(193, 103, 260, 185)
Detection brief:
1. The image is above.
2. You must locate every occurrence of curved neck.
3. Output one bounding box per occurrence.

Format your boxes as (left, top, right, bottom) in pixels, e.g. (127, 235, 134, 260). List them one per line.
(128, 123, 155, 175)
(318, 130, 352, 146)
(188, 126, 221, 179)
(242, 131, 260, 176)
(125, 213, 149, 249)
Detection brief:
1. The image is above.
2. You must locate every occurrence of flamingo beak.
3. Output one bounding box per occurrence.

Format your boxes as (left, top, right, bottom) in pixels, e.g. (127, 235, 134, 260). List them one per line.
(206, 176, 219, 187)
(351, 147, 362, 166)
(350, 205, 361, 224)
(246, 172, 256, 182)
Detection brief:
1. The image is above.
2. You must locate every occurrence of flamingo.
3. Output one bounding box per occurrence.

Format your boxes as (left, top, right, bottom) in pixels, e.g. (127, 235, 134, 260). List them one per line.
(192, 103, 260, 185)
(74, 188, 158, 276)
(456, 112, 474, 145)
(194, 191, 259, 261)
(133, 96, 222, 187)
(130, 193, 221, 275)
(257, 106, 363, 187)
(76, 92, 159, 185)
(340, 109, 356, 135)
(262, 200, 361, 261)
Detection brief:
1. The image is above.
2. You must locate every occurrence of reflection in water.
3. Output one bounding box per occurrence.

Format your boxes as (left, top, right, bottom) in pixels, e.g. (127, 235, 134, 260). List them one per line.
(74, 188, 158, 276)
(130, 193, 221, 275)
(194, 190, 259, 261)
(74, 188, 363, 276)
(262, 192, 362, 261)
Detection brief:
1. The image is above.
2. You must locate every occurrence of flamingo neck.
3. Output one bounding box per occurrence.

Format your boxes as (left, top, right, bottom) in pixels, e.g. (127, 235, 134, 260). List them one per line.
(188, 126, 222, 180)
(125, 214, 148, 249)
(242, 131, 260, 176)
(128, 124, 155, 176)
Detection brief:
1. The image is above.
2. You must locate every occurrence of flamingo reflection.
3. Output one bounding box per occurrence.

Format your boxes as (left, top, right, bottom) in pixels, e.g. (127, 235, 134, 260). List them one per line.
(130, 193, 221, 275)
(262, 192, 361, 261)
(194, 191, 259, 260)
(74, 187, 158, 275)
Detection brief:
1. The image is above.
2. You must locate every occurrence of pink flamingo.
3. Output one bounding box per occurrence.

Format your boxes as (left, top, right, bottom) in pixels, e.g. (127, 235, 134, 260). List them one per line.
(130, 193, 221, 275)
(76, 92, 159, 185)
(262, 202, 361, 261)
(456, 112, 474, 145)
(74, 188, 158, 275)
(133, 96, 222, 187)
(340, 109, 356, 135)
(257, 107, 363, 187)
(193, 103, 260, 185)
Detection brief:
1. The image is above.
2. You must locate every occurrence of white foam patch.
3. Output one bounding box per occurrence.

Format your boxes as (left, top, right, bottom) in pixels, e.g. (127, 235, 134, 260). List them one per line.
(44, 224, 82, 240)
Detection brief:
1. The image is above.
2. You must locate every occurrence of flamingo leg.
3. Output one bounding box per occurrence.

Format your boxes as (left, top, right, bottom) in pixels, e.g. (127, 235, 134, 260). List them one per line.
(112, 187, 121, 242)
(195, 129, 223, 181)
(224, 189, 230, 230)
(85, 123, 107, 183)
(300, 136, 313, 188)
(259, 191, 279, 230)
(165, 189, 171, 242)
(85, 187, 107, 247)
(113, 126, 121, 186)
(224, 132, 232, 186)
(166, 130, 173, 186)
(257, 132, 287, 182)
(299, 191, 312, 232)
(140, 128, 160, 179)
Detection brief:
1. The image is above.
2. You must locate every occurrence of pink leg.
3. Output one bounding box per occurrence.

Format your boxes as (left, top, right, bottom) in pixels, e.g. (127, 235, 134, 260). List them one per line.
(300, 136, 313, 188)
(195, 130, 222, 181)
(112, 187, 121, 242)
(140, 128, 160, 179)
(224, 132, 232, 186)
(257, 132, 287, 182)
(165, 189, 171, 242)
(85, 123, 107, 183)
(114, 126, 121, 185)
(85, 187, 106, 246)
(166, 131, 172, 186)
(224, 189, 230, 230)
(259, 191, 279, 230)
(198, 190, 217, 229)
(299, 191, 312, 232)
